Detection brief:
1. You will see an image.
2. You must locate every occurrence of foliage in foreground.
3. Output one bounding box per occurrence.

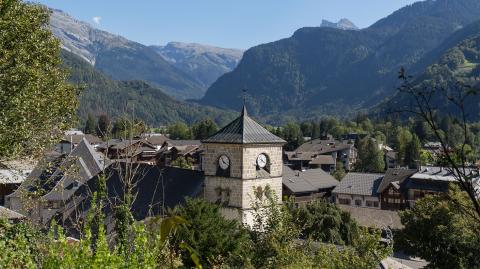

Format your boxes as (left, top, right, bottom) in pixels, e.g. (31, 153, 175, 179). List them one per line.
(0, 195, 391, 269)
(247, 191, 391, 269)
(398, 186, 480, 269)
(170, 198, 251, 267)
(0, 0, 78, 160)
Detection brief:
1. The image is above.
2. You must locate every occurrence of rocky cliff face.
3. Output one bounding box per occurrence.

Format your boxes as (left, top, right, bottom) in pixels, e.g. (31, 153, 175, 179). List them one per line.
(320, 19, 358, 30)
(49, 9, 133, 65)
(150, 42, 244, 88)
(49, 9, 202, 100)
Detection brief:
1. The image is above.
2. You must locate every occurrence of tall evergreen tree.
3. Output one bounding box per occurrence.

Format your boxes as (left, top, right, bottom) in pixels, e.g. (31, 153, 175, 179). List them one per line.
(84, 114, 96, 134)
(96, 114, 111, 138)
(404, 134, 421, 169)
(357, 137, 384, 173)
(192, 119, 218, 139)
(281, 122, 304, 151)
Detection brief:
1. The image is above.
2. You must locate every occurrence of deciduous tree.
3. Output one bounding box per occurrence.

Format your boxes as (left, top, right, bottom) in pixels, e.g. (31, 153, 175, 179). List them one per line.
(0, 0, 78, 160)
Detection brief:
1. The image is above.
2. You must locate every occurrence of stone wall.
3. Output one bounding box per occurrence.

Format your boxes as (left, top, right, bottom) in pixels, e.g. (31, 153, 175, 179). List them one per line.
(203, 142, 283, 226)
(241, 145, 282, 179)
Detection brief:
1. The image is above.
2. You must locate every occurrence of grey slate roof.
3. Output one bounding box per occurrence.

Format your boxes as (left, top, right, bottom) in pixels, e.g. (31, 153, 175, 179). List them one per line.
(165, 140, 201, 147)
(43, 138, 108, 202)
(295, 138, 353, 154)
(283, 166, 339, 193)
(338, 205, 402, 229)
(332, 172, 383, 197)
(202, 106, 285, 144)
(144, 135, 170, 146)
(377, 168, 417, 193)
(61, 134, 102, 145)
(310, 155, 336, 165)
(58, 164, 204, 237)
(0, 206, 25, 220)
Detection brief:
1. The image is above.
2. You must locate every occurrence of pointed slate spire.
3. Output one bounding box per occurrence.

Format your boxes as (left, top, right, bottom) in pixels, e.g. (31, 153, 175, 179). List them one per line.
(241, 104, 248, 117)
(202, 105, 286, 144)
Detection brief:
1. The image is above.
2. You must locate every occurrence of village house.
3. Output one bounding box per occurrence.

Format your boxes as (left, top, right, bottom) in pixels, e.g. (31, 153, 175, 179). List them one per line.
(282, 165, 339, 204)
(157, 140, 202, 169)
(0, 169, 29, 206)
(57, 163, 204, 237)
(141, 134, 170, 150)
(285, 137, 357, 172)
(56, 133, 103, 154)
(332, 173, 383, 209)
(333, 167, 479, 211)
(6, 139, 108, 225)
(97, 139, 158, 164)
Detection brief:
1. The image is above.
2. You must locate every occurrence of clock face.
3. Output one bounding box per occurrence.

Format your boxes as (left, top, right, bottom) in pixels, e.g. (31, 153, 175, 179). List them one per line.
(218, 155, 230, 170)
(257, 154, 267, 168)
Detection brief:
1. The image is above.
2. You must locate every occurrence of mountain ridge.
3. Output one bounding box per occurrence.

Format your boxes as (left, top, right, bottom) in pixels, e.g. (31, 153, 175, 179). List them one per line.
(200, 0, 480, 121)
(49, 9, 237, 100)
(320, 19, 358, 30)
(150, 42, 243, 89)
(62, 49, 237, 126)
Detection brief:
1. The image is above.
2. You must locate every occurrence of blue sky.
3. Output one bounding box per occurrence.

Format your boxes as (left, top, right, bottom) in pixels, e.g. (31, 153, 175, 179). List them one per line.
(35, 0, 419, 49)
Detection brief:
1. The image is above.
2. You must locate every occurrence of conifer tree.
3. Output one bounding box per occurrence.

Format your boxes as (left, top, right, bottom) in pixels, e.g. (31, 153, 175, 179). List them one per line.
(84, 114, 96, 134)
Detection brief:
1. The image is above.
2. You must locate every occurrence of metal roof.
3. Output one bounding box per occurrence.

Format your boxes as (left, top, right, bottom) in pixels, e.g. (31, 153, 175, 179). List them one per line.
(332, 172, 383, 197)
(202, 106, 285, 144)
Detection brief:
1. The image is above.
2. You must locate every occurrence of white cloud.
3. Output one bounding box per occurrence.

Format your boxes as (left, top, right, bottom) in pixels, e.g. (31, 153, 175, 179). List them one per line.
(92, 16, 102, 25)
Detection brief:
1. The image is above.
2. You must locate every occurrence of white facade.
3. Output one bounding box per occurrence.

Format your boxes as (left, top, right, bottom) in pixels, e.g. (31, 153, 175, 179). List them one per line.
(335, 193, 380, 209)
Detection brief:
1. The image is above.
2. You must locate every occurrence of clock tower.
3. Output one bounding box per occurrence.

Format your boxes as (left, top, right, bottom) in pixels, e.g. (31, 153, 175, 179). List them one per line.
(202, 105, 286, 226)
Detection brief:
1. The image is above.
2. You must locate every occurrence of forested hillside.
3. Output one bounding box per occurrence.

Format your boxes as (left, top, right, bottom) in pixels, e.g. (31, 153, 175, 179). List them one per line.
(200, 0, 480, 120)
(50, 9, 203, 100)
(377, 32, 480, 120)
(62, 50, 236, 127)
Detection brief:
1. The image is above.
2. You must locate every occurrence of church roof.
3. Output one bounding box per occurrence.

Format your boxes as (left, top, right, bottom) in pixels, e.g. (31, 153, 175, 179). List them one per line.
(202, 106, 286, 144)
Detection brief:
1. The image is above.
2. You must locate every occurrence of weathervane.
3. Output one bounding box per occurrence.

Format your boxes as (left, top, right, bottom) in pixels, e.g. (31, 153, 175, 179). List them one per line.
(242, 88, 248, 105)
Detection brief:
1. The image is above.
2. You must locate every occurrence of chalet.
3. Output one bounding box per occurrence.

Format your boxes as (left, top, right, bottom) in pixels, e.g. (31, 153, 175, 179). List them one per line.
(142, 134, 170, 150)
(157, 140, 202, 168)
(384, 151, 398, 169)
(376, 168, 417, 210)
(282, 165, 339, 204)
(332, 173, 383, 209)
(0, 169, 29, 205)
(285, 138, 357, 172)
(57, 133, 102, 154)
(334, 167, 478, 212)
(6, 139, 108, 224)
(98, 139, 158, 164)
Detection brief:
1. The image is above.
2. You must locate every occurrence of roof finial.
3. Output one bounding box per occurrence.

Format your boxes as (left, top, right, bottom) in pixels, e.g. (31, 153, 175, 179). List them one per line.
(241, 88, 248, 116)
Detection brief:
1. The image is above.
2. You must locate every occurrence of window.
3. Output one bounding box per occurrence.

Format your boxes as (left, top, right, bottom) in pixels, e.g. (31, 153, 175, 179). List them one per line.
(339, 198, 350, 205)
(355, 200, 362, 206)
(215, 187, 231, 206)
(366, 200, 373, 207)
(373, 201, 379, 208)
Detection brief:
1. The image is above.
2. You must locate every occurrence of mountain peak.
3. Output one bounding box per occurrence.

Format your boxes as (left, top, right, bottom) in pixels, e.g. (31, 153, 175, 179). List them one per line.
(320, 18, 358, 30)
